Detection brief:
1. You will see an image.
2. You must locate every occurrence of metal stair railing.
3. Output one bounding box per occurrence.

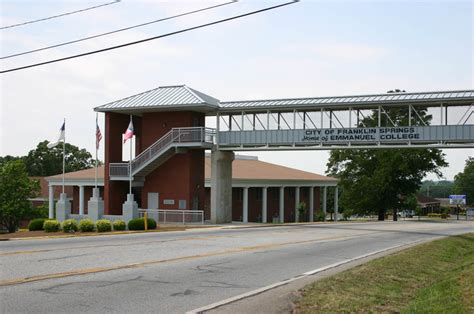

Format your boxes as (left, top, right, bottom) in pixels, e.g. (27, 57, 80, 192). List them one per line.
(109, 127, 215, 178)
(131, 127, 215, 175)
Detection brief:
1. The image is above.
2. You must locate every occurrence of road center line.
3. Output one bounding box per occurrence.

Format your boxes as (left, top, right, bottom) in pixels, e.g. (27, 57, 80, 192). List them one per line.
(0, 234, 360, 287)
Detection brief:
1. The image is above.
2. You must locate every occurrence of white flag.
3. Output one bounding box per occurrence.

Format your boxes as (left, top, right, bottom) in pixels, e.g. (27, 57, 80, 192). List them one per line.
(47, 121, 65, 148)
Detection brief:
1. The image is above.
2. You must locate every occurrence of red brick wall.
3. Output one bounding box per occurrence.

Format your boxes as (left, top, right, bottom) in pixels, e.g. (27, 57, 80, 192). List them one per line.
(137, 111, 205, 211)
(104, 112, 130, 214)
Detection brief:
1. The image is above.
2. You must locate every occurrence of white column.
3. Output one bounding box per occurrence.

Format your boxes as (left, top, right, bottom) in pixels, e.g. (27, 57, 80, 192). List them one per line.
(279, 186, 285, 223)
(323, 186, 327, 221)
(309, 187, 314, 222)
(334, 186, 339, 222)
(243, 187, 249, 223)
(79, 185, 85, 215)
(295, 186, 300, 222)
(262, 187, 267, 223)
(48, 185, 54, 219)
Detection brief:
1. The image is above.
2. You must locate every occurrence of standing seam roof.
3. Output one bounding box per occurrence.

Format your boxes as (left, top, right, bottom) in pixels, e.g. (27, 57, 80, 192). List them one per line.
(95, 85, 220, 111)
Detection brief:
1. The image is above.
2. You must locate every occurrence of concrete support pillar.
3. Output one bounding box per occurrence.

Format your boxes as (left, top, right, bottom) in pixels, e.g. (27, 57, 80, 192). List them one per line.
(79, 185, 85, 216)
(279, 186, 285, 223)
(88, 187, 104, 221)
(123, 193, 138, 223)
(48, 185, 54, 219)
(323, 186, 327, 221)
(262, 187, 267, 223)
(295, 186, 300, 222)
(334, 186, 339, 222)
(210, 150, 234, 223)
(242, 187, 249, 223)
(56, 193, 71, 222)
(309, 187, 314, 222)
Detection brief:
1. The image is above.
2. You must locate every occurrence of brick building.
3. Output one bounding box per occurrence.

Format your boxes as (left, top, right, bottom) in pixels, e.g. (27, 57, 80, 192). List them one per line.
(46, 155, 337, 223)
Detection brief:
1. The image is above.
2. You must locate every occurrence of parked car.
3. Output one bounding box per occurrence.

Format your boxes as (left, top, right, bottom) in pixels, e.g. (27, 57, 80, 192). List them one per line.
(398, 210, 415, 218)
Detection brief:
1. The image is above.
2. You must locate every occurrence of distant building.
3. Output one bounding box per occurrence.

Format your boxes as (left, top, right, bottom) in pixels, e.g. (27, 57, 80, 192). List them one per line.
(45, 155, 337, 223)
(416, 195, 441, 214)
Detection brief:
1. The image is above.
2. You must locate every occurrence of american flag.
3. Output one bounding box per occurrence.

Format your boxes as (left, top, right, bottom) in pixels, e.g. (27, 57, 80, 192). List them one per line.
(96, 118, 102, 150)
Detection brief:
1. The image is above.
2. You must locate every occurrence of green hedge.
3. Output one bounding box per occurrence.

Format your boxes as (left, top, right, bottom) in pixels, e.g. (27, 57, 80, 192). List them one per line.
(113, 220, 126, 231)
(128, 218, 157, 230)
(79, 219, 95, 232)
(28, 218, 46, 231)
(62, 219, 78, 233)
(427, 213, 449, 219)
(96, 219, 112, 232)
(43, 220, 61, 232)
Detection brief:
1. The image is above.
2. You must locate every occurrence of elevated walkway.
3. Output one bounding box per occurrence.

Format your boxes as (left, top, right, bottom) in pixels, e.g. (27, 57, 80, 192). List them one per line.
(109, 127, 214, 180)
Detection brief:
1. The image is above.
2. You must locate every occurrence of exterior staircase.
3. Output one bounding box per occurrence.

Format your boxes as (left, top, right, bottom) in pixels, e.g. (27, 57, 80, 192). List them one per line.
(109, 127, 215, 180)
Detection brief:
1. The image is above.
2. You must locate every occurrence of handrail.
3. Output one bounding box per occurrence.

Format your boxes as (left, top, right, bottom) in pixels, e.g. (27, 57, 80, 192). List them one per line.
(110, 127, 215, 178)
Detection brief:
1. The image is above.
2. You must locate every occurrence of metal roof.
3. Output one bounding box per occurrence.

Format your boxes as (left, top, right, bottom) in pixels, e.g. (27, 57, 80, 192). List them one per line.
(219, 90, 474, 112)
(95, 85, 220, 113)
(95, 86, 474, 115)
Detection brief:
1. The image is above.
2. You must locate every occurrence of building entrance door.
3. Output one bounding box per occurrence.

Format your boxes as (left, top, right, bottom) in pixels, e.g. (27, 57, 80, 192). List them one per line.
(148, 193, 159, 209)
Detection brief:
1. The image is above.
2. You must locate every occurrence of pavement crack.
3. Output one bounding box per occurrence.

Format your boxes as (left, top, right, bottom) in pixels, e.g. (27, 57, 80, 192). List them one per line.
(194, 261, 233, 274)
(200, 280, 248, 289)
(170, 289, 199, 297)
(37, 253, 89, 262)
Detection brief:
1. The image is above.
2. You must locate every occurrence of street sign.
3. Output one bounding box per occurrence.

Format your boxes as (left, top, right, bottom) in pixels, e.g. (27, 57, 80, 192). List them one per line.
(449, 195, 466, 205)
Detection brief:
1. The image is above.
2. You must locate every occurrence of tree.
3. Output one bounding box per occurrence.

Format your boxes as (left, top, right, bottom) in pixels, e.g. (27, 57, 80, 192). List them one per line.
(327, 102, 447, 221)
(419, 180, 454, 198)
(0, 155, 23, 167)
(24, 141, 94, 176)
(454, 158, 474, 206)
(0, 160, 40, 232)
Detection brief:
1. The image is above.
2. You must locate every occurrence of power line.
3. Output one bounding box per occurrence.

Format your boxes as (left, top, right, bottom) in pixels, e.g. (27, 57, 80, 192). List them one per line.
(1, 1, 237, 60)
(1, 0, 121, 30)
(1, 1, 299, 74)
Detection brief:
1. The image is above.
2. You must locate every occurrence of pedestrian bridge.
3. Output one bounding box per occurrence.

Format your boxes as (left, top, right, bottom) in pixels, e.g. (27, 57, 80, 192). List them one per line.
(215, 89, 474, 150)
(95, 85, 474, 224)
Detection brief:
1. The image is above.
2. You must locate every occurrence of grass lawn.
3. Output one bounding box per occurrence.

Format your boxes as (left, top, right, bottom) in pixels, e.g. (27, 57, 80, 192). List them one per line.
(296, 233, 474, 314)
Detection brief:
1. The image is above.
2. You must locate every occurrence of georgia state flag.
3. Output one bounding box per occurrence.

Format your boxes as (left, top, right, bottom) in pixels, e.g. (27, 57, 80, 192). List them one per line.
(123, 119, 134, 143)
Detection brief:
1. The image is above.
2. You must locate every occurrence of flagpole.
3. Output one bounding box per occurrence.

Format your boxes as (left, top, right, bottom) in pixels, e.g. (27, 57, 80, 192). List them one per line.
(62, 118, 66, 194)
(129, 115, 132, 195)
(95, 113, 98, 189)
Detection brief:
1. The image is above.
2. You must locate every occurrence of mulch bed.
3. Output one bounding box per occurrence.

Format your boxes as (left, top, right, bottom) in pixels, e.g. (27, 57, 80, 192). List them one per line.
(0, 226, 195, 240)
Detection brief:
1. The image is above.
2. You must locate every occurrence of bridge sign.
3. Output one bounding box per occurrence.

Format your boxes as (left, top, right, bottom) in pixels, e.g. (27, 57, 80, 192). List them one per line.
(449, 195, 466, 205)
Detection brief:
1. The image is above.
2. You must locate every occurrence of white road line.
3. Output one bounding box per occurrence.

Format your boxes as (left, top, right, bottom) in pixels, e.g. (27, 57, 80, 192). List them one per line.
(187, 240, 426, 314)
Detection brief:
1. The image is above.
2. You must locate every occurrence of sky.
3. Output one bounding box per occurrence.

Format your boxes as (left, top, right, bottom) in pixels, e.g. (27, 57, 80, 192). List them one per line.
(1, 0, 473, 180)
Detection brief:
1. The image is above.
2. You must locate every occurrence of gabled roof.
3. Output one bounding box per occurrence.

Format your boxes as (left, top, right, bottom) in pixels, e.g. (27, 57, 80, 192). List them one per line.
(47, 166, 105, 181)
(95, 85, 220, 113)
(46, 158, 336, 184)
(205, 157, 337, 182)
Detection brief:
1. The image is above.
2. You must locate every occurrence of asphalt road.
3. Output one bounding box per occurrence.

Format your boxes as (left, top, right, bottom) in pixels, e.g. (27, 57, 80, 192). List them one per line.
(0, 221, 472, 313)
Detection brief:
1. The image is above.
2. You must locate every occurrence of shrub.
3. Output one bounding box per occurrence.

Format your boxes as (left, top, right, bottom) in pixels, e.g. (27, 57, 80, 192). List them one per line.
(79, 219, 95, 232)
(128, 218, 157, 230)
(113, 220, 126, 231)
(62, 219, 78, 233)
(43, 220, 61, 232)
(28, 218, 46, 231)
(314, 211, 326, 222)
(96, 219, 112, 232)
(427, 213, 449, 219)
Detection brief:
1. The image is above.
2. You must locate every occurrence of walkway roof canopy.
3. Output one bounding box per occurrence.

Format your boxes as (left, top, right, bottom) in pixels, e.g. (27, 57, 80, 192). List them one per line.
(95, 85, 474, 115)
(219, 90, 474, 113)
